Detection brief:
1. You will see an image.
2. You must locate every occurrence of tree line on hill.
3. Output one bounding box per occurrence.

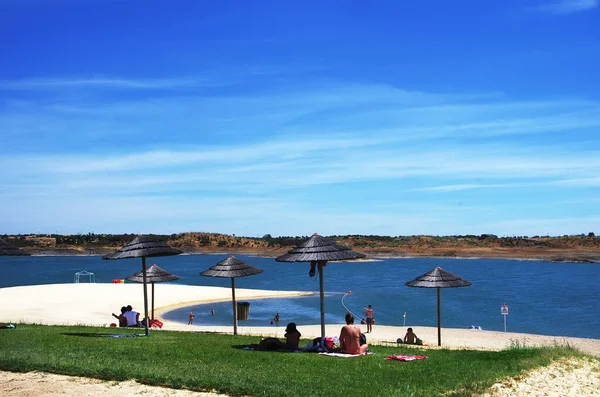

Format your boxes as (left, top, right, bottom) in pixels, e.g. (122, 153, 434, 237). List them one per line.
(2, 232, 599, 251)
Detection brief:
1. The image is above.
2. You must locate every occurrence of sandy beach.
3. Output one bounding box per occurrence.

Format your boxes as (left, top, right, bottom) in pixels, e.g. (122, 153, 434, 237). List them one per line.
(2, 283, 600, 396)
(2, 283, 599, 357)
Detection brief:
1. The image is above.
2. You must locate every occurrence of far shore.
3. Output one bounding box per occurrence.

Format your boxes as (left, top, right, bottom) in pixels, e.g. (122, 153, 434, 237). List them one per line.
(12, 249, 600, 263)
(1, 283, 599, 358)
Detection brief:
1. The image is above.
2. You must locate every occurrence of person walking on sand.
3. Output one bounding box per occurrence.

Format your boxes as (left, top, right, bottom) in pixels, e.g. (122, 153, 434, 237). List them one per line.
(188, 312, 195, 325)
(364, 304, 374, 333)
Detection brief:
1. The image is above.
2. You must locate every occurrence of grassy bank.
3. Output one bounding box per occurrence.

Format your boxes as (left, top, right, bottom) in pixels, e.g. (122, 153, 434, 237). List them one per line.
(0, 325, 585, 397)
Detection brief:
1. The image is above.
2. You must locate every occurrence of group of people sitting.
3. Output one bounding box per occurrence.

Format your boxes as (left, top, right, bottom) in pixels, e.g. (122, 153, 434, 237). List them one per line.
(111, 305, 144, 328)
(253, 312, 428, 353)
(254, 312, 369, 354)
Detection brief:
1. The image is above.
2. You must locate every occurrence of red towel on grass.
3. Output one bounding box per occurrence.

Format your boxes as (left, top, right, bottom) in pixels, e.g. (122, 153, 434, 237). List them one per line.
(385, 354, 428, 361)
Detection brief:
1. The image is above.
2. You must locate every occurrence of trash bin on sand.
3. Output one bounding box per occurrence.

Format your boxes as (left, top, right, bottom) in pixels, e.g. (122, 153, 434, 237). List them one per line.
(237, 302, 250, 320)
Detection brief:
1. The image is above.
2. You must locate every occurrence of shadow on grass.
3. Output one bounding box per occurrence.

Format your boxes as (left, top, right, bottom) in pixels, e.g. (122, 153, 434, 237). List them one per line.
(231, 344, 308, 353)
(61, 332, 145, 338)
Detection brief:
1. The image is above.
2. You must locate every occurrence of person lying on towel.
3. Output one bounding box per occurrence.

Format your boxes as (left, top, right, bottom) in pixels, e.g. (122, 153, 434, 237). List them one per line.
(339, 312, 368, 355)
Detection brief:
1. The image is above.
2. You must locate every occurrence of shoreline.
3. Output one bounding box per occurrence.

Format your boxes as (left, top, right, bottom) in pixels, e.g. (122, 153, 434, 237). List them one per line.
(9, 251, 600, 263)
(1, 283, 599, 358)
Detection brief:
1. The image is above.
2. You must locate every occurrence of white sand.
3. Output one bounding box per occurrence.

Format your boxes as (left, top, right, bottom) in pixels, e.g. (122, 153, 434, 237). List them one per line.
(2, 283, 600, 397)
(0, 370, 228, 397)
(1, 283, 599, 357)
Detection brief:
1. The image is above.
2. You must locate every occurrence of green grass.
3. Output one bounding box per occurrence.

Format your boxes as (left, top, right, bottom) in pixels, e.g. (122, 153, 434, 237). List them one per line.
(0, 325, 586, 397)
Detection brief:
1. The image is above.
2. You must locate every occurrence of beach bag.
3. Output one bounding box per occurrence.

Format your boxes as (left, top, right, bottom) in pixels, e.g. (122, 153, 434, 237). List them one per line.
(310, 337, 331, 352)
(325, 337, 335, 350)
(149, 319, 163, 329)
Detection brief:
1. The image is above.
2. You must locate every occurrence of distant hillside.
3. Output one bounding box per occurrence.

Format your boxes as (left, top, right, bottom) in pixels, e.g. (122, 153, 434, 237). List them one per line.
(3, 232, 600, 262)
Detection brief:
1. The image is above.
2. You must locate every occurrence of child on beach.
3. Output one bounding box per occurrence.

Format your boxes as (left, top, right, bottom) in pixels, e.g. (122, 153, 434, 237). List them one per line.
(403, 327, 423, 345)
(188, 312, 195, 325)
(111, 306, 127, 327)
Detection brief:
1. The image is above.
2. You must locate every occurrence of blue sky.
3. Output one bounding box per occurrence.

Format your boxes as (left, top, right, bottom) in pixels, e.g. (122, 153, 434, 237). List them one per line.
(1, 0, 599, 237)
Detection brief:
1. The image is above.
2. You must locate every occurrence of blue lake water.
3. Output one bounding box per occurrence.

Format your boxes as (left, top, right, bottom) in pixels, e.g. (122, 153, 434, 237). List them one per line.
(1, 255, 599, 339)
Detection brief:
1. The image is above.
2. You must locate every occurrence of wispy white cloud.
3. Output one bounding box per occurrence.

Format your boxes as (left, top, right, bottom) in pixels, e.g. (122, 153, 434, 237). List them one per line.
(535, 0, 598, 14)
(1, 77, 599, 235)
(0, 77, 215, 90)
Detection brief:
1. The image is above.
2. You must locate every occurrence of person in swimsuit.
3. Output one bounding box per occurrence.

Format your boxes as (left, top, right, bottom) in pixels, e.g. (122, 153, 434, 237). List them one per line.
(364, 305, 374, 333)
(340, 312, 368, 354)
(403, 327, 423, 345)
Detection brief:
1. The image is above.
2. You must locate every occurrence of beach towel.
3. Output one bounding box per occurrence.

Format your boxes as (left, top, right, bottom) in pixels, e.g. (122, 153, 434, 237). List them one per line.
(242, 346, 301, 352)
(385, 354, 428, 361)
(107, 333, 146, 338)
(319, 352, 374, 358)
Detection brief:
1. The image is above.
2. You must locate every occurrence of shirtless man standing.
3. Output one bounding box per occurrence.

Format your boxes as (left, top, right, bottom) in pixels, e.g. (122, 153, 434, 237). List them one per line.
(364, 305, 374, 333)
(340, 312, 368, 354)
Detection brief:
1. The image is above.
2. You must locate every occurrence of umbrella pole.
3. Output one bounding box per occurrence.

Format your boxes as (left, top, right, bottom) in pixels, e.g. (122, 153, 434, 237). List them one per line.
(151, 282, 155, 320)
(437, 287, 441, 347)
(319, 261, 326, 339)
(142, 257, 150, 337)
(232, 278, 237, 335)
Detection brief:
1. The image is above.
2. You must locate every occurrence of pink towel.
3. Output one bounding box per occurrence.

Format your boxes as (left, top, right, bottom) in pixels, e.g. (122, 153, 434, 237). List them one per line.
(385, 354, 428, 361)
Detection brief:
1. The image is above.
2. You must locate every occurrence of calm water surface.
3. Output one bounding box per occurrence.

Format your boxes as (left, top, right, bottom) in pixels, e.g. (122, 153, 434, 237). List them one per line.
(1, 255, 599, 339)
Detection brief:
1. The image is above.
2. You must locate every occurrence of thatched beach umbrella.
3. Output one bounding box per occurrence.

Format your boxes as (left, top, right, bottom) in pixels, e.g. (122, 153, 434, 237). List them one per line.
(0, 238, 30, 256)
(406, 266, 471, 346)
(126, 263, 180, 320)
(276, 233, 365, 339)
(200, 255, 263, 335)
(103, 236, 182, 336)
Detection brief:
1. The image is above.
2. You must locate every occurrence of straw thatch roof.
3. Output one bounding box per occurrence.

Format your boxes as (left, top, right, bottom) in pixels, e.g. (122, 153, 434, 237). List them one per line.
(406, 266, 472, 288)
(102, 236, 182, 260)
(126, 263, 180, 283)
(200, 255, 263, 278)
(0, 238, 30, 256)
(275, 233, 365, 262)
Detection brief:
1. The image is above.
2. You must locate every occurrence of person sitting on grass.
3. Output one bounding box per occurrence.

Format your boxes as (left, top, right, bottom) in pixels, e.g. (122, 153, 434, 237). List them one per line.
(111, 306, 128, 327)
(339, 312, 368, 355)
(123, 305, 141, 327)
(403, 327, 423, 345)
(255, 322, 302, 350)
